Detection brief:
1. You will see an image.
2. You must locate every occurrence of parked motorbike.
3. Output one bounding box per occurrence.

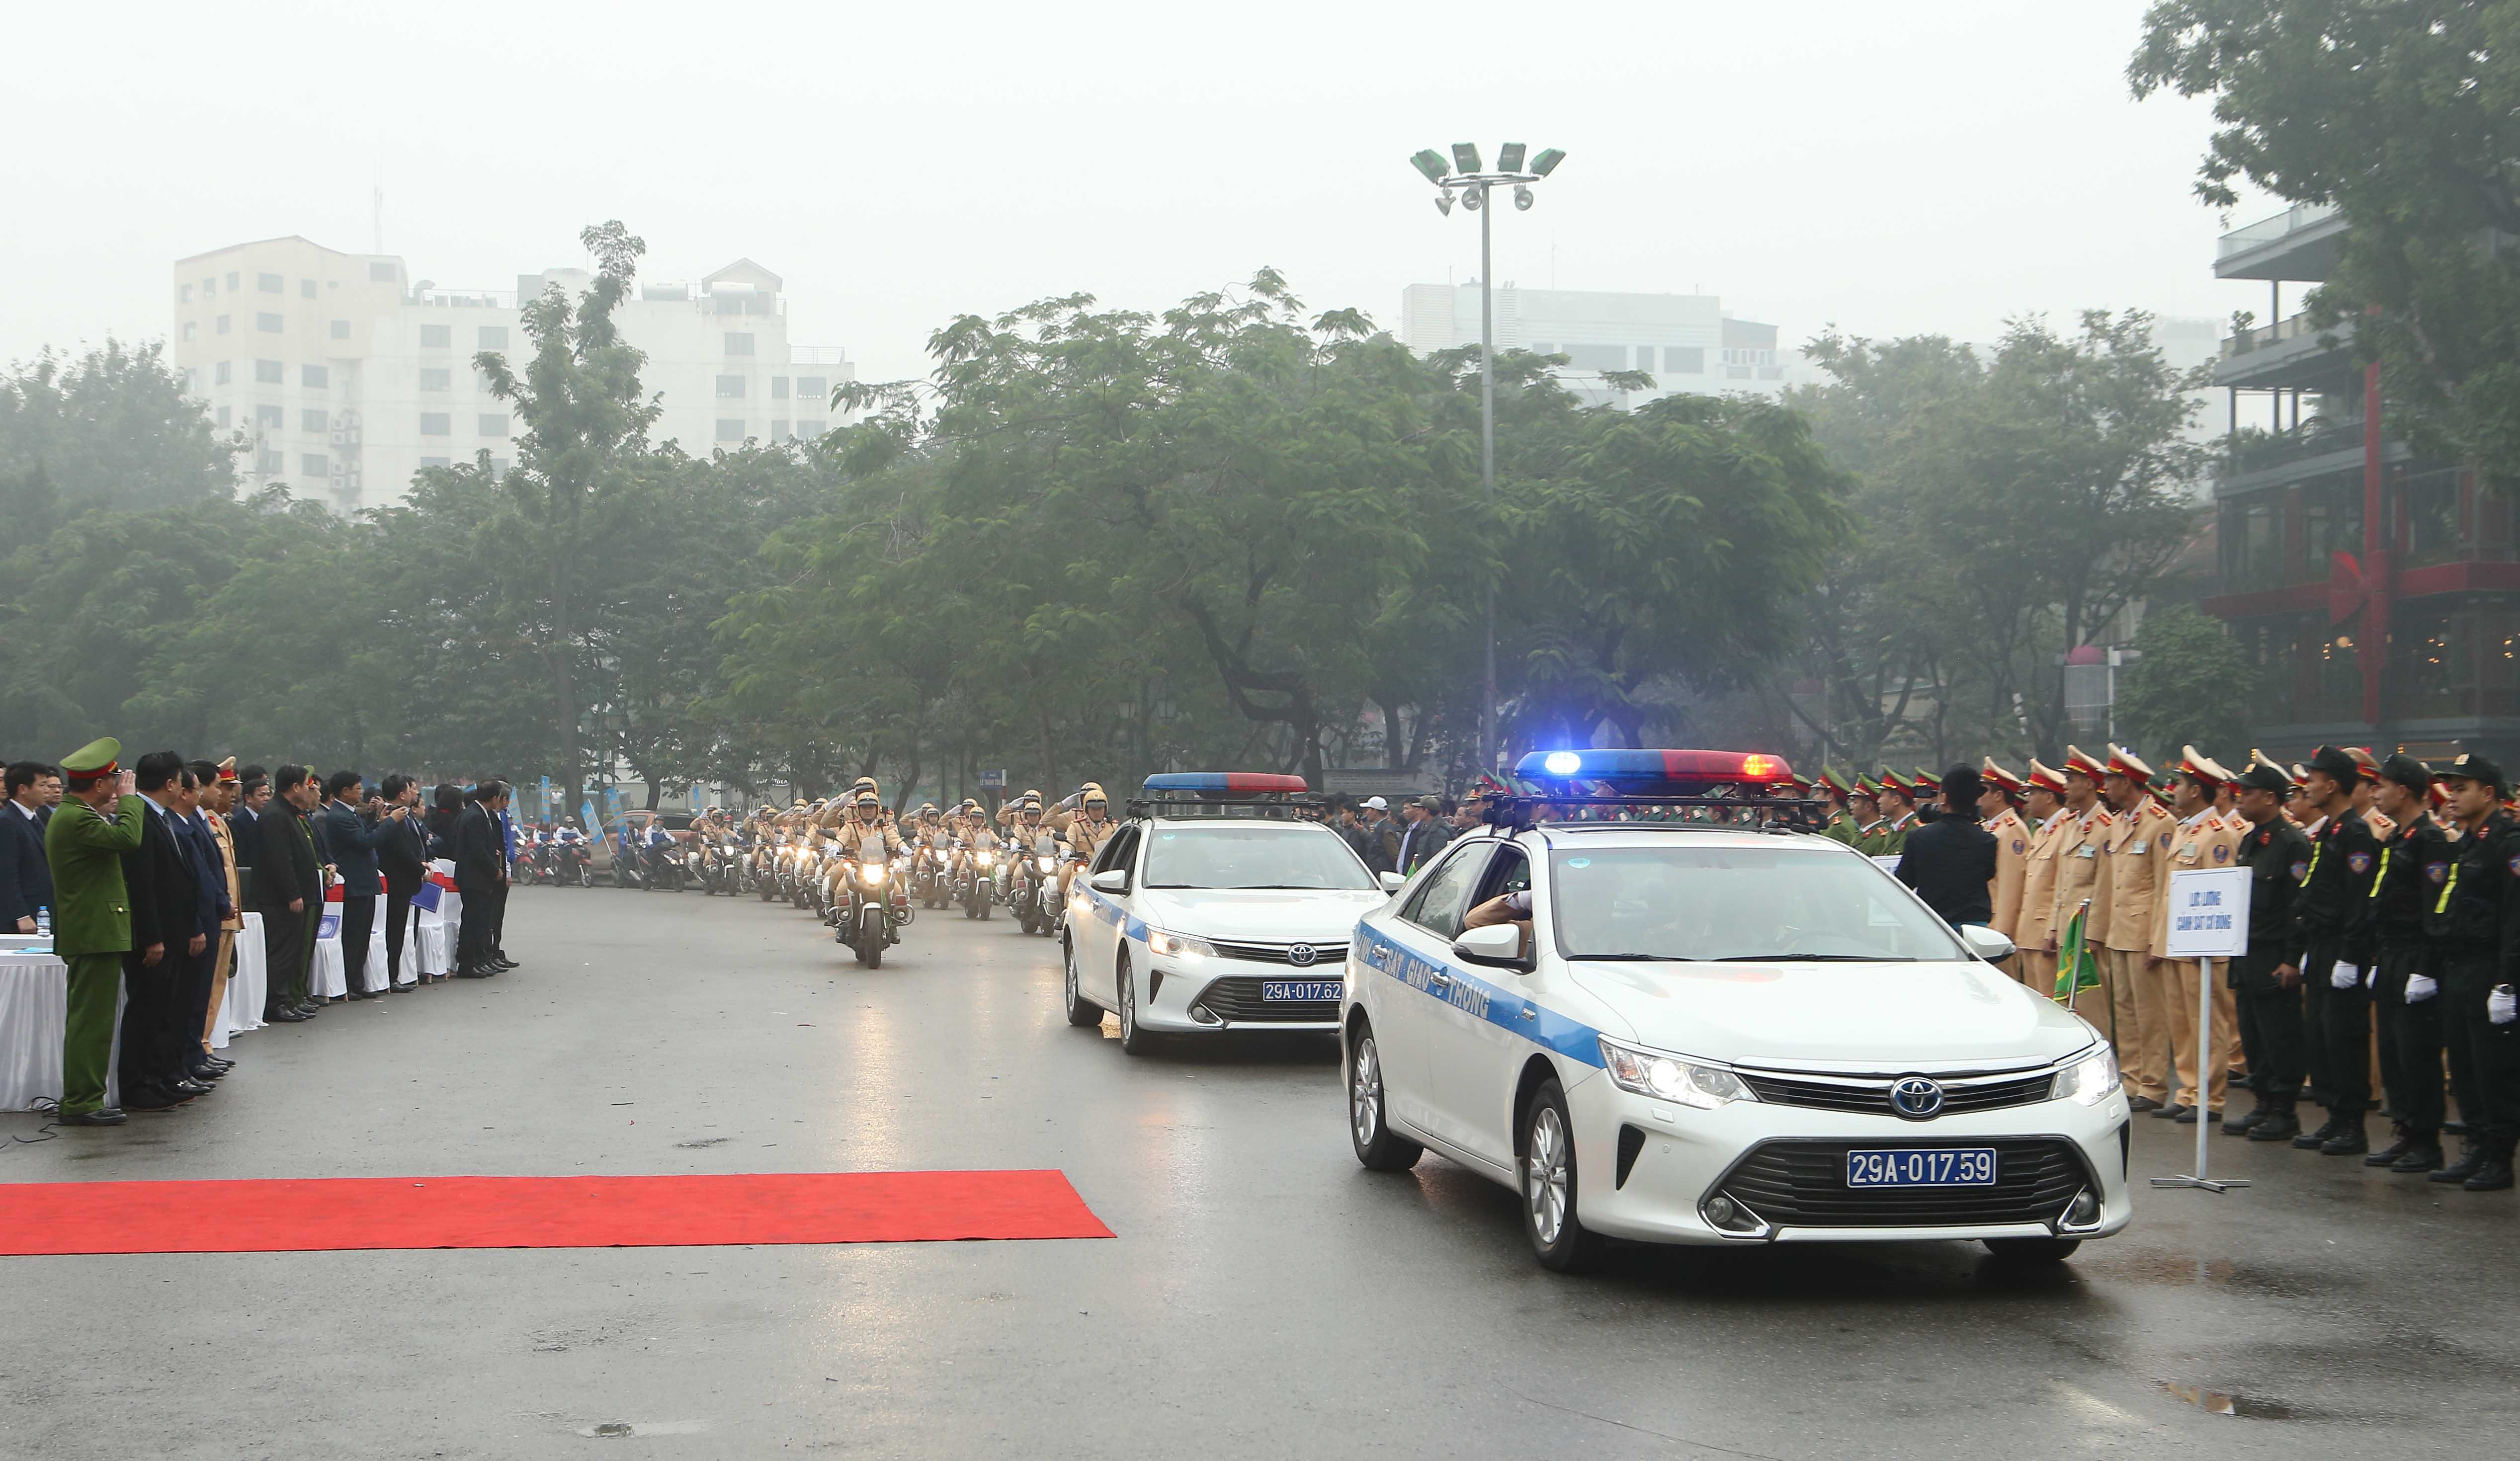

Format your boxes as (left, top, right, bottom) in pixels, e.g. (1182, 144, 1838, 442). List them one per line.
(645, 838, 686, 893)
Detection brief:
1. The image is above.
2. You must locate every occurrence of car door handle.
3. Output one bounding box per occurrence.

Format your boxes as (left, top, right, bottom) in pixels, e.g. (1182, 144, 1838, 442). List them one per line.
(1426, 972, 1451, 989)
(1517, 1007, 1536, 1020)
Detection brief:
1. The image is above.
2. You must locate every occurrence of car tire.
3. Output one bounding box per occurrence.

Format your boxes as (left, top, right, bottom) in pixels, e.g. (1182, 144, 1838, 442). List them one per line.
(1062, 939, 1102, 1027)
(1116, 952, 1155, 1056)
(1346, 1024, 1422, 1172)
(1521, 1079, 1607, 1274)
(1982, 1237, 2082, 1265)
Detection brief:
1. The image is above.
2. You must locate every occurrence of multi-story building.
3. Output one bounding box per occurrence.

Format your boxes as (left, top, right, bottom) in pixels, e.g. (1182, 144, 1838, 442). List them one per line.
(2198, 201, 2516, 764)
(1398, 283, 1815, 407)
(170, 237, 855, 513)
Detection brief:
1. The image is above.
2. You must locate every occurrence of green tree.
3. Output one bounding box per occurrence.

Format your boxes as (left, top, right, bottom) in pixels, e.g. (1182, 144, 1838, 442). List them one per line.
(2132, 1, 2520, 475)
(2114, 603, 2261, 759)
(0, 339, 240, 513)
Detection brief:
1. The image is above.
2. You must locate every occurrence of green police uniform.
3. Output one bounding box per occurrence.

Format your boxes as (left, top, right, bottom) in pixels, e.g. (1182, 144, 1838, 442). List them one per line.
(43, 738, 146, 1116)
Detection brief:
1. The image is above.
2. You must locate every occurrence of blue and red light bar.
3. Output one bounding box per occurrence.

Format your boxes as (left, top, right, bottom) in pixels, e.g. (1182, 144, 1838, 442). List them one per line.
(1140, 772, 1310, 795)
(1513, 749, 1794, 784)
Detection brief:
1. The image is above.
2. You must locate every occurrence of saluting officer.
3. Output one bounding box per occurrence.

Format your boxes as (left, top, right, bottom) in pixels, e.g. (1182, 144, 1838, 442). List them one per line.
(2277, 744, 2385, 1155)
(2152, 747, 2241, 1124)
(1978, 759, 2031, 966)
(2099, 745, 2179, 1112)
(2422, 752, 2520, 1191)
(2047, 748, 2118, 1066)
(2228, 758, 2315, 1139)
(43, 738, 147, 1126)
(2364, 752, 2452, 1174)
(2014, 760, 2072, 995)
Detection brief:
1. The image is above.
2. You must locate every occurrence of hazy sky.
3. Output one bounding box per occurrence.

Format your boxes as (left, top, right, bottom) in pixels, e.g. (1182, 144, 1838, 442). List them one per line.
(4, 1, 2273, 386)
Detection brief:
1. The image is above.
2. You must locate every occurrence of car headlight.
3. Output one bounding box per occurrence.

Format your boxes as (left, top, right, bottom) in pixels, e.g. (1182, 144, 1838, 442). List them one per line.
(1597, 1037, 1757, 1110)
(2049, 1045, 2118, 1106)
(1146, 928, 1218, 962)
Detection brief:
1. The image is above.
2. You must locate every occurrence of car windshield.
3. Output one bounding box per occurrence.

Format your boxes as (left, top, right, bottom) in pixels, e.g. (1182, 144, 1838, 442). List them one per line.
(1546, 844, 1967, 962)
(1143, 824, 1378, 891)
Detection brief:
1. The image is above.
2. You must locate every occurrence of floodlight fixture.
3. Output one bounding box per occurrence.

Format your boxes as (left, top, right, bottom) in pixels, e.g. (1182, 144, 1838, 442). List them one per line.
(1462, 184, 1483, 211)
(1530, 147, 1567, 177)
(1434, 189, 1455, 216)
(1514, 185, 1534, 212)
(1451, 142, 1483, 174)
(1497, 143, 1527, 172)
(1409, 149, 1449, 185)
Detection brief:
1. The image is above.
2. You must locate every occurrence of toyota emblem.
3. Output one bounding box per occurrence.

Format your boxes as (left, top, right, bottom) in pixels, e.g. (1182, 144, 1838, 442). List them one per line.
(1286, 943, 1319, 968)
(1889, 1076, 1945, 1120)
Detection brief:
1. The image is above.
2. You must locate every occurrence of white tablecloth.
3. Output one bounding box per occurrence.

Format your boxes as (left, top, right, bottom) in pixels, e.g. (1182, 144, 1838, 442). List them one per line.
(0, 951, 120, 1112)
(213, 912, 267, 1049)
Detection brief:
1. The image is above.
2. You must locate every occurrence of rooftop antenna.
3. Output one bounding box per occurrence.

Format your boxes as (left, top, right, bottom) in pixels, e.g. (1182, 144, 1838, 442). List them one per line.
(372, 186, 383, 254)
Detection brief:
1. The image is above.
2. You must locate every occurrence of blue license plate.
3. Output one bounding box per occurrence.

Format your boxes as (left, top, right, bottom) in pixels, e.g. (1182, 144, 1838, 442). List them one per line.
(1846, 1148, 1998, 1187)
(1260, 979, 1342, 1002)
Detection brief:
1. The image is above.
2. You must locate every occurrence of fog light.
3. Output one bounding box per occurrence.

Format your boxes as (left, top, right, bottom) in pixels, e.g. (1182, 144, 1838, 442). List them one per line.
(2061, 1188, 2100, 1230)
(1188, 1003, 1221, 1025)
(1705, 1196, 1736, 1226)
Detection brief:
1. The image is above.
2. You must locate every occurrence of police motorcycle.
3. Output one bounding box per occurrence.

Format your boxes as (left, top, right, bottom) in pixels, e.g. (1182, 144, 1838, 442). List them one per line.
(957, 839, 997, 920)
(698, 828, 740, 896)
(830, 848, 911, 968)
(912, 824, 953, 909)
(1007, 836, 1055, 936)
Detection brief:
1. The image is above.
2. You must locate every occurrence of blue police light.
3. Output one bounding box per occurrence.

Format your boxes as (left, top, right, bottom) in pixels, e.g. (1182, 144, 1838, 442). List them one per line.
(1543, 751, 1584, 776)
(1513, 749, 1794, 785)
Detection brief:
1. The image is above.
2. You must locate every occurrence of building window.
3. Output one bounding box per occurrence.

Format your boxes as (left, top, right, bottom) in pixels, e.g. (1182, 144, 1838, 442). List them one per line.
(330, 319, 350, 339)
(420, 324, 451, 349)
(473, 366, 498, 392)
(179, 283, 193, 303)
(216, 406, 231, 428)
(771, 376, 790, 400)
(216, 315, 231, 335)
(255, 404, 284, 428)
(420, 456, 451, 470)
(370, 261, 398, 282)
(303, 453, 329, 477)
(724, 332, 755, 355)
(796, 419, 825, 438)
(715, 418, 746, 442)
(477, 325, 508, 349)
(256, 312, 283, 332)
(771, 419, 790, 438)
(301, 364, 328, 389)
(201, 278, 214, 297)
(419, 368, 451, 391)
(1664, 346, 1704, 373)
(184, 368, 199, 394)
(227, 270, 240, 290)
(257, 447, 284, 475)
(490, 457, 510, 481)
(181, 321, 197, 341)
(214, 361, 232, 385)
(420, 412, 451, 436)
(302, 408, 329, 433)
(795, 375, 826, 401)
(479, 413, 509, 438)
(301, 279, 317, 299)
(1561, 344, 1626, 371)
(715, 374, 746, 398)
(257, 272, 282, 293)
(255, 359, 283, 384)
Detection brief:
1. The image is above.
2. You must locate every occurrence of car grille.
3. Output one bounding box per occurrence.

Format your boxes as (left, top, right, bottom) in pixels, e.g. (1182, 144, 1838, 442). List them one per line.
(1208, 939, 1349, 967)
(1195, 975, 1342, 1023)
(1735, 1068, 2054, 1119)
(1713, 1137, 2090, 1229)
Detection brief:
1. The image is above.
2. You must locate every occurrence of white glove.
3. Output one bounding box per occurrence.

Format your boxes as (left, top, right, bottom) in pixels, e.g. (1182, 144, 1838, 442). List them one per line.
(2330, 962, 2360, 990)
(2406, 974, 2438, 1003)
(2492, 986, 2518, 1026)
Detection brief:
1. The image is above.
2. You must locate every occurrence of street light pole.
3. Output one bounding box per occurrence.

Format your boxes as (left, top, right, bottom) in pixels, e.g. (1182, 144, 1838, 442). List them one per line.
(1411, 144, 1564, 781)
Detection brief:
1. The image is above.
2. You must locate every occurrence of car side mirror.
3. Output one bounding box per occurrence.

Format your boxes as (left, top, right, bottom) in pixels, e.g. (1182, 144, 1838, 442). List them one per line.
(1451, 922, 1530, 971)
(1378, 871, 1406, 892)
(1089, 868, 1129, 894)
(1957, 924, 2015, 964)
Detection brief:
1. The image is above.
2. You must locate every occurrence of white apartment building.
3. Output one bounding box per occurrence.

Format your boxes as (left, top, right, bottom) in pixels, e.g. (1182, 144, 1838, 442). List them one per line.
(170, 237, 855, 513)
(1398, 283, 1816, 406)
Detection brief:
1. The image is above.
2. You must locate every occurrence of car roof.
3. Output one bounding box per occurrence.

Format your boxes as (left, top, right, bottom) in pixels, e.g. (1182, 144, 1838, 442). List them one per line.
(1463, 824, 1842, 850)
(1135, 813, 1333, 829)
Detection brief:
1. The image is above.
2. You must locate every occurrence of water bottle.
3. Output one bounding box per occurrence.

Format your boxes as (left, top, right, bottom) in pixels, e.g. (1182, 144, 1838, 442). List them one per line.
(2492, 983, 2518, 1027)
(34, 905, 49, 938)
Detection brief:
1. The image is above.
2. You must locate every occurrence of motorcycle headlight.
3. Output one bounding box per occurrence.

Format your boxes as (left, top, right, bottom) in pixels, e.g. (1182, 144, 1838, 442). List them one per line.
(1036, 855, 1053, 874)
(979, 855, 995, 869)
(1597, 1038, 1757, 1110)
(2049, 1045, 2118, 1107)
(861, 865, 886, 886)
(1145, 928, 1219, 962)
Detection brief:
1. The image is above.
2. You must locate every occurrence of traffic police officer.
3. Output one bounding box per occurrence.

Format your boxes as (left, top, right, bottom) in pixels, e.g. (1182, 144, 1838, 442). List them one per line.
(1979, 760, 2030, 976)
(2099, 745, 2178, 1111)
(2153, 747, 2240, 1123)
(2014, 759, 2071, 995)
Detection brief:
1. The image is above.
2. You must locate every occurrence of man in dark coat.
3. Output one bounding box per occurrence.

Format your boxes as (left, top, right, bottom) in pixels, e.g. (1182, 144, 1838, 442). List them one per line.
(1894, 764, 1998, 928)
(253, 765, 324, 1021)
(452, 780, 510, 977)
(119, 751, 211, 1110)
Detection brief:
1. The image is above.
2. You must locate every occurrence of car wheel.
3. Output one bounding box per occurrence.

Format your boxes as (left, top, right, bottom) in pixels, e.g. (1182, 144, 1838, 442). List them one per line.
(1521, 1080, 1607, 1273)
(1347, 1024, 1422, 1171)
(1062, 939, 1102, 1027)
(1983, 1237, 2082, 1265)
(1116, 952, 1154, 1056)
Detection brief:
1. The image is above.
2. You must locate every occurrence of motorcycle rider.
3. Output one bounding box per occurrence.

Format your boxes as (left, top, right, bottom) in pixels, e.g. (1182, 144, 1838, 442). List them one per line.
(828, 790, 907, 942)
(1055, 785, 1118, 912)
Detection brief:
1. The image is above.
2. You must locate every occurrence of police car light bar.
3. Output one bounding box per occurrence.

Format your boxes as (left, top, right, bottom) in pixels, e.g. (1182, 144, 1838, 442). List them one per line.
(1139, 772, 1310, 796)
(1516, 749, 1793, 784)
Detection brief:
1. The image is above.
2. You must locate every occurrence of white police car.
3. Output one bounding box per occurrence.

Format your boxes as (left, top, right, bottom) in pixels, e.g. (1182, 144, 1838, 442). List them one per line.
(1342, 749, 2131, 1272)
(1062, 774, 1403, 1055)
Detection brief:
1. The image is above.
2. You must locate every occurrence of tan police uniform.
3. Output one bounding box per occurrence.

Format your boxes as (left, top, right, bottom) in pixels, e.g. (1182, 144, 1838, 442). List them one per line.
(2153, 798, 2238, 1115)
(2098, 746, 2179, 1106)
(2046, 753, 2117, 1064)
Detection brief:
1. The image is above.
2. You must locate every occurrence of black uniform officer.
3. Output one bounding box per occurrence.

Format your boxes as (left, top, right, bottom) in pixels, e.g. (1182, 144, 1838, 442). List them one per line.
(2364, 753, 2453, 1173)
(2275, 744, 2384, 1153)
(2423, 752, 2520, 1192)
(2228, 760, 2314, 1141)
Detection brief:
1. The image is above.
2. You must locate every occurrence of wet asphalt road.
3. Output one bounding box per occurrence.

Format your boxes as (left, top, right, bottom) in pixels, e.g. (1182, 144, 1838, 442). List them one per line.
(1, 885, 2515, 1460)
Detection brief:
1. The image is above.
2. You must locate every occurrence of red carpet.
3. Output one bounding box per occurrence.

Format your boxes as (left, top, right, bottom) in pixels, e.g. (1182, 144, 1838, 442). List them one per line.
(0, 1170, 1112, 1256)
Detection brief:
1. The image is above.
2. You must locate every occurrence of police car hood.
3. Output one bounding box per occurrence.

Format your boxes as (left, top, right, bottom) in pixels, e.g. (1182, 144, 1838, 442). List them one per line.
(1133, 888, 1386, 946)
(1564, 959, 2097, 1070)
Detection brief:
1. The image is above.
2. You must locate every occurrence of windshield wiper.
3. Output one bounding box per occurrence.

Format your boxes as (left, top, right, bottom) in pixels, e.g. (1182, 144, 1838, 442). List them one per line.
(1567, 953, 1701, 962)
(1712, 953, 1910, 963)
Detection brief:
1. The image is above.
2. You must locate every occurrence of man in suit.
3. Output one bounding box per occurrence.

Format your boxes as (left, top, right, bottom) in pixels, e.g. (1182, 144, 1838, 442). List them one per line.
(253, 765, 324, 1021)
(44, 739, 146, 1126)
(1395, 795, 1452, 875)
(186, 759, 246, 1061)
(1894, 764, 1997, 928)
(320, 770, 397, 999)
(119, 750, 212, 1111)
(227, 766, 267, 896)
(492, 795, 520, 968)
(167, 767, 235, 1087)
(376, 774, 430, 988)
(452, 780, 511, 977)
(2, 760, 60, 932)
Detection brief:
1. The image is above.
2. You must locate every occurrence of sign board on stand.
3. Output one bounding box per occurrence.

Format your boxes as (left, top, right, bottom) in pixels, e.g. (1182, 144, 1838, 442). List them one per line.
(980, 769, 1006, 790)
(2154, 867, 2254, 1194)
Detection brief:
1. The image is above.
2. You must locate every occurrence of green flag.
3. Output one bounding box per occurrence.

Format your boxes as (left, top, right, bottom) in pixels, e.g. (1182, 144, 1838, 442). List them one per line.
(2052, 901, 2101, 1002)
